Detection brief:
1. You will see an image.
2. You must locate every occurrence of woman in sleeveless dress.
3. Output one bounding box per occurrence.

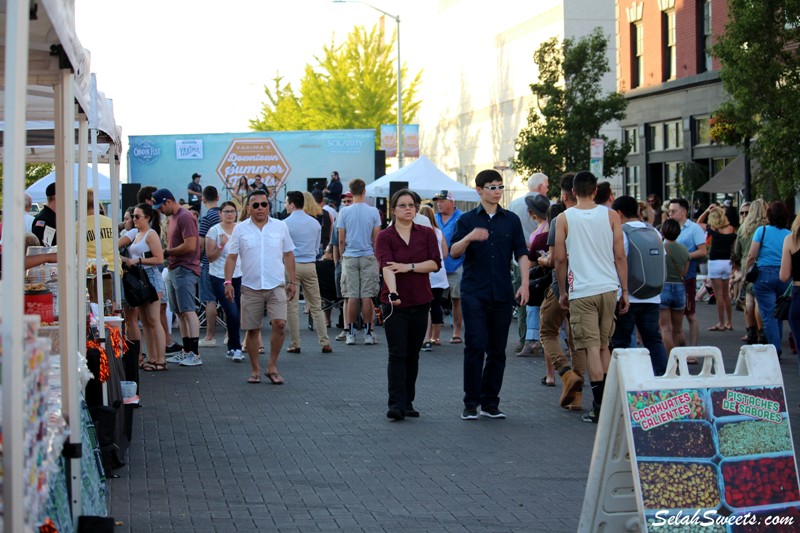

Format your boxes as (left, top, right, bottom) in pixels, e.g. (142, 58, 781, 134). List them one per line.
(121, 203, 167, 370)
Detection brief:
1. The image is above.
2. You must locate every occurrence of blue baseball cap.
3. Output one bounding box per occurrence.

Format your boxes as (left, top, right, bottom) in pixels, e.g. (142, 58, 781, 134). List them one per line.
(152, 188, 175, 209)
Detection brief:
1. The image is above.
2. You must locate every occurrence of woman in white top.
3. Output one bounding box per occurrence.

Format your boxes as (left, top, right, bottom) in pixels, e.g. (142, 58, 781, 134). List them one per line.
(418, 206, 449, 351)
(119, 203, 167, 371)
(205, 201, 244, 360)
(117, 206, 142, 370)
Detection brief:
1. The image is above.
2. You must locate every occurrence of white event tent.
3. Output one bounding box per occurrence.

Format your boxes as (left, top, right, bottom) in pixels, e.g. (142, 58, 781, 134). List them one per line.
(1, 0, 123, 529)
(365, 155, 479, 202)
(26, 163, 115, 203)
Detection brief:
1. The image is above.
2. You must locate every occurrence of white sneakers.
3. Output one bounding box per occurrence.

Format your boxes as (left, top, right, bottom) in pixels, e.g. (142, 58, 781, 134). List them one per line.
(179, 353, 203, 366)
(166, 351, 189, 364)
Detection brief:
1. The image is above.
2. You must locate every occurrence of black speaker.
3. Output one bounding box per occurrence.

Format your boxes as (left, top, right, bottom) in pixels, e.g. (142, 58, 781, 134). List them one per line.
(376, 197, 389, 229)
(389, 181, 408, 200)
(121, 183, 141, 212)
(375, 150, 386, 180)
(307, 177, 327, 193)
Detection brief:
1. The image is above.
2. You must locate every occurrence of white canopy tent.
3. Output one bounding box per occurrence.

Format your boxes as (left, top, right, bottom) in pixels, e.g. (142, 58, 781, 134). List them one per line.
(26, 163, 114, 202)
(1, 1, 122, 529)
(365, 155, 480, 202)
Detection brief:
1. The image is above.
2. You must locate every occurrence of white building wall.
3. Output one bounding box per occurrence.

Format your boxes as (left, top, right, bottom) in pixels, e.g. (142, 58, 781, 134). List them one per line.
(407, 0, 619, 201)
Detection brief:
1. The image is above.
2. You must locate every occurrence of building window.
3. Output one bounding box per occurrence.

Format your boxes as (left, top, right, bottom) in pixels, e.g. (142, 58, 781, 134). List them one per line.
(626, 166, 641, 198)
(665, 121, 683, 149)
(631, 22, 644, 88)
(649, 124, 664, 152)
(663, 10, 676, 81)
(694, 116, 711, 145)
(665, 162, 682, 200)
(699, 0, 712, 72)
(625, 127, 639, 154)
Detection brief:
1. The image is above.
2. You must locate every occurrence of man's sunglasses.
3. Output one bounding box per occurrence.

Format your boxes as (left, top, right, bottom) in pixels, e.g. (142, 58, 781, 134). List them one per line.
(250, 202, 269, 208)
(482, 185, 505, 191)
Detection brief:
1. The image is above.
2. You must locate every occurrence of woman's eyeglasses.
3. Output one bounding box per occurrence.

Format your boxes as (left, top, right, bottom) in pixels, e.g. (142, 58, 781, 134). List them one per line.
(221, 209, 237, 215)
(250, 202, 269, 208)
(395, 203, 416, 209)
(483, 185, 505, 191)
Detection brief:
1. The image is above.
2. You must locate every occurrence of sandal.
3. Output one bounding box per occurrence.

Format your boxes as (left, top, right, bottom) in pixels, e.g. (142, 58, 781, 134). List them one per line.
(431, 338, 441, 346)
(541, 376, 555, 387)
(258, 345, 265, 354)
(449, 336, 462, 344)
(266, 371, 284, 385)
(142, 362, 167, 372)
(247, 374, 261, 384)
(707, 325, 725, 331)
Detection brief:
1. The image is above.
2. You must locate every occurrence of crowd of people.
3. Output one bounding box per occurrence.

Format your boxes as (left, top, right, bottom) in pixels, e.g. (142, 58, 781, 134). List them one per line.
(15, 167, 800, 424)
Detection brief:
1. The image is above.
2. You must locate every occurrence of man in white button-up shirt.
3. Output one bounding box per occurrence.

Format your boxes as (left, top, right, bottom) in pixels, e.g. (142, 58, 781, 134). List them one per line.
(283, 191, 332, 354)
(224, 190, 297, 385)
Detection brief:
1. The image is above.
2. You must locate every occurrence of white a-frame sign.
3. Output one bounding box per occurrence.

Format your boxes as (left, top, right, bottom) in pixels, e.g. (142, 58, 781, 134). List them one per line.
(579, 346, 800, 532)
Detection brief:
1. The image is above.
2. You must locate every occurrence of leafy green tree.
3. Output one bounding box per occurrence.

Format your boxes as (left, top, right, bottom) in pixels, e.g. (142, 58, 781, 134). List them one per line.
(512, 28, 629, 193)
(250, 75, 305, 131)
(713, 0, 800, 197)
(0, 163, 55, 203)
(250, 25, 422, 146)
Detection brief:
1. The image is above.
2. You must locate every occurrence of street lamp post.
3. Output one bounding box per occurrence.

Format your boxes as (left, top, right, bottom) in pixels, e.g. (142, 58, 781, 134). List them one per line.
(333, 0, 403, 168)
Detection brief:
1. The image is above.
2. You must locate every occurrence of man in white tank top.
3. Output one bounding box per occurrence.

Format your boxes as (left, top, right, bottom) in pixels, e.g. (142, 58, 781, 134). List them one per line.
(554, 171, 628, 424)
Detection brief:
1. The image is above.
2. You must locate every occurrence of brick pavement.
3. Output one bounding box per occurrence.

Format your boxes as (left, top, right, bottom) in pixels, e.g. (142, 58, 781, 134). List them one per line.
(109, 301, 800, 532)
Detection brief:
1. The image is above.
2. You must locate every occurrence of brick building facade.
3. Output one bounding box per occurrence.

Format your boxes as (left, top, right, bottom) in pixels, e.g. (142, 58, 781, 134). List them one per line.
(617, 0, 738, 204)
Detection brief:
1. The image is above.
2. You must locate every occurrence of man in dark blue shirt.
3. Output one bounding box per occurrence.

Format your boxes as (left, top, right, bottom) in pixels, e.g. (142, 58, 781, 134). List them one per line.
(450, 169, 530, 420)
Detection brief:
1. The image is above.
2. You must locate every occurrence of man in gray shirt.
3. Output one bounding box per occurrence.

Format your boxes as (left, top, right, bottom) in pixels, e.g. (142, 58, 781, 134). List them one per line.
(338, 178, 381, 345)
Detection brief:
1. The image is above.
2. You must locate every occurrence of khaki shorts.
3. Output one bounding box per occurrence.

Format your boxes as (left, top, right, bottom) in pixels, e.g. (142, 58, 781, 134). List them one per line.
(445, 266, 462, 299)
(568, 291, 617, 350)
(240, 285, 288, 330)
(341, 255, 379, 298)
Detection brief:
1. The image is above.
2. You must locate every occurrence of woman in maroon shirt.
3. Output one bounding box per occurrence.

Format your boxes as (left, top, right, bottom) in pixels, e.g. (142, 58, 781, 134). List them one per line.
(375, 189, 442, 421)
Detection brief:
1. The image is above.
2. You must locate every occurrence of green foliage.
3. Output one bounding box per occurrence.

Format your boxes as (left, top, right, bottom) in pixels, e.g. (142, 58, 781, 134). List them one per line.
(0, 163, 55, 203)
(250, 25, 422, 146)
(512, 28, 629, 195)
(713, 0, 800, 197)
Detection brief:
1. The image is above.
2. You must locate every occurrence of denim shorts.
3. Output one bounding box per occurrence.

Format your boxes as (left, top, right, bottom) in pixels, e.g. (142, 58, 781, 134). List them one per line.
(660, 282, 686, 311)
(166, 266, 199, 314)
(199, 266, 215, 303)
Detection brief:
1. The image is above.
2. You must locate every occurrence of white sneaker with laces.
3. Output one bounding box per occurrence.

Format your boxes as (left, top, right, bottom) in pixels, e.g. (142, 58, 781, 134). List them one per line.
(335, 330, 347, 341)
(364, 333, 376, 345)
(179, 353, 203, 366)
(166, 351, 189, 364)
(226, 350, 234, 359)
(345, 333, 356, 345)
(199, 338, 217, 347)
(232, 349, 244, 362)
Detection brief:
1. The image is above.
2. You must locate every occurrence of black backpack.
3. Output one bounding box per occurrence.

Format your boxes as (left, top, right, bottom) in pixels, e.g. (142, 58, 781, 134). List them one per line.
(622, 223, 665, 299)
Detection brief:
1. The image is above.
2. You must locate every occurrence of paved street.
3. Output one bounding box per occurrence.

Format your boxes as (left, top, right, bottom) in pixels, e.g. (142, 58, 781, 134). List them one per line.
(109, 301, 800, 532)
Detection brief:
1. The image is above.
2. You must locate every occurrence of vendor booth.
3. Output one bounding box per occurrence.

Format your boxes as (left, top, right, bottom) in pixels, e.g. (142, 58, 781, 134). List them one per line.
(1, 1, 124, 531)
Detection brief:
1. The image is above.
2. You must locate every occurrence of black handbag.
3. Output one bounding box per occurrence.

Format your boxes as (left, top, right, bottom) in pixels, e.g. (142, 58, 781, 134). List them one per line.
(775, 286, 792, 320)
(122, 264, 158, 307)
(745, 226, 767, 283)
(744, 263, 759, 284)
(528, 265, 552, 307)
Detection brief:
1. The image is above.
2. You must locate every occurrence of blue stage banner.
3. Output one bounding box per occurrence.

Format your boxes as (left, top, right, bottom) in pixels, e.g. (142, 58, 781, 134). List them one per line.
(128, 129, 376, 201)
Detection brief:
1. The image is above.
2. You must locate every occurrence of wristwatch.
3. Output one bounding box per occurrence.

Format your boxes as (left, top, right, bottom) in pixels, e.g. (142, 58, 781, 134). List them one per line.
(389, 292, 400, 302)
(410, 263, 415, 272)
